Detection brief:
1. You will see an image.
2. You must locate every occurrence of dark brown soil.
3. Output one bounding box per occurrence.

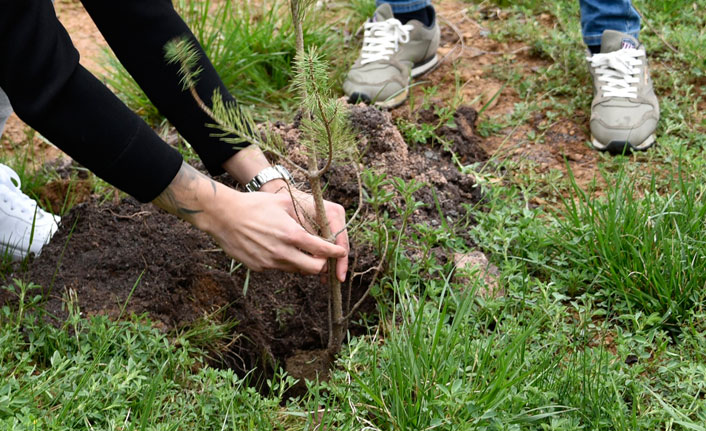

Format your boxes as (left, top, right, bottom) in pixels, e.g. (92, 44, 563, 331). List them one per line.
(3, 103, 485, 394)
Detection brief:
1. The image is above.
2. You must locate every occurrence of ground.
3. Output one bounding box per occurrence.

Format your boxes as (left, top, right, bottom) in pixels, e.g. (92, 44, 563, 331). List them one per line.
(2, 0, 706, 428)
(5, 102, 485, 388)
(0, 0, 685, 383)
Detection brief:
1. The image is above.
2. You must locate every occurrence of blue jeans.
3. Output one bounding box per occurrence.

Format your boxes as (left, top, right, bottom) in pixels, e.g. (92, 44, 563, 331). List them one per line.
(579, 0, 640, 46)
(378, 0, 641, 46)
(376, 0, 431, 14)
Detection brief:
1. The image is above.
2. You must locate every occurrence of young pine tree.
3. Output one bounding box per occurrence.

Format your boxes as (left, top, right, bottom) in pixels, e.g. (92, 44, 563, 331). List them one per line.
(165, 21, 361, 359)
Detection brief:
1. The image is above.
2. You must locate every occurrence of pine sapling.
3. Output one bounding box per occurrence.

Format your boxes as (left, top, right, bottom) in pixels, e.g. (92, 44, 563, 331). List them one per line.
(165, 31, 367, 360)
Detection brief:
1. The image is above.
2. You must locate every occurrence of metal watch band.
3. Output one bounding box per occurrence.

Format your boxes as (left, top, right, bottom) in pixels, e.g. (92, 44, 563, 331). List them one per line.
(245, 165, 293, 192)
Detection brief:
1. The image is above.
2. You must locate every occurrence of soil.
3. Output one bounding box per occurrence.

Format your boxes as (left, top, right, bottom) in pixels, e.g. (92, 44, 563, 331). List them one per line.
(4, 103, 486, 394)
(391, 0, 631, 195)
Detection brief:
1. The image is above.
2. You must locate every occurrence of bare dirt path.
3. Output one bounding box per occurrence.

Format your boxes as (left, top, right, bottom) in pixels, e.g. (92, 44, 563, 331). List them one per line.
(392, 0, 602, 195)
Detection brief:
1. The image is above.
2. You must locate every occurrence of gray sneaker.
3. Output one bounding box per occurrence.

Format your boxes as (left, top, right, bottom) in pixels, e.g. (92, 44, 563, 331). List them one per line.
(587, 30, 660, 153)
(343, 3, 440, 108)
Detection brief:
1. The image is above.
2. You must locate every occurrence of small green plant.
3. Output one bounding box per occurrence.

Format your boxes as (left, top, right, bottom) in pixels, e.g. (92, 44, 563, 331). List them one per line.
(552, 165, 706, 328)
(164, 0, 377, 361)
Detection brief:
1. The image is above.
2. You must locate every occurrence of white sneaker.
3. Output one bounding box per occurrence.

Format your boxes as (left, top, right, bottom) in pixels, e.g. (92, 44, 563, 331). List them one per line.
(0, 164, 60, 261)
(0, 163, 21, 189)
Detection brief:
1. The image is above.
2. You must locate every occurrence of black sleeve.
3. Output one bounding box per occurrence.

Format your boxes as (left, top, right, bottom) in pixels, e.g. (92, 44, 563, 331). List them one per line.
(0, 0, 183, 203)
(80, 0, 248, 176)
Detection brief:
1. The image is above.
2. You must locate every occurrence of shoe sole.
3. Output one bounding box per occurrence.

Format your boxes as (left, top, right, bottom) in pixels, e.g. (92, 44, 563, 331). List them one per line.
(591, 133, 656, 154)
(411, 54, 439, 78)
(348, 54, 440, 109)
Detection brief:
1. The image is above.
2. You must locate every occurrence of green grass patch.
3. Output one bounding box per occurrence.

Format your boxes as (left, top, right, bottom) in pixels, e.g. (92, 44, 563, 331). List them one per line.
(552, 165, 706, 328)
(103, 0, 354, 123)
(0, 281, 289, 430)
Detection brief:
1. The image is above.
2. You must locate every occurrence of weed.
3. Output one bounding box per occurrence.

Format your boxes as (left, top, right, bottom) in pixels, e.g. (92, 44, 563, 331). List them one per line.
(552, 164, 706, 327)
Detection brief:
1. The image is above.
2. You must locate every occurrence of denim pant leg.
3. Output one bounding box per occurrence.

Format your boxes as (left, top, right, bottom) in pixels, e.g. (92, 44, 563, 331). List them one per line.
(0, 87, 11, 137)
(579, 0, 641, 46)
(376, 0, 431, 14)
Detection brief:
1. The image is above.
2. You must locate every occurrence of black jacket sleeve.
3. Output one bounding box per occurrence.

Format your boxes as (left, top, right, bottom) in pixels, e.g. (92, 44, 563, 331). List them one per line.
(80, 0, 247, 176)
(0, 0, 184, 203)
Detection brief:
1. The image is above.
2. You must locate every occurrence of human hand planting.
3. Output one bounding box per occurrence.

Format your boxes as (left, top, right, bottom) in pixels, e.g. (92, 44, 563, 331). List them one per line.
(152, 161, 348, 279)
(261, 179, 349, 283)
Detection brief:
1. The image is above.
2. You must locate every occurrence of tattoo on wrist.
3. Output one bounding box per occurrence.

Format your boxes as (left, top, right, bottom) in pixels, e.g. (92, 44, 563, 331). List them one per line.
(153, 162, 216, 220)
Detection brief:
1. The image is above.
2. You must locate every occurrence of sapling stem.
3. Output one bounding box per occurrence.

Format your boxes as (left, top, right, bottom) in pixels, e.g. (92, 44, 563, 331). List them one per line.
(166, 0, 369, 361)
(288, 0, 347, 358)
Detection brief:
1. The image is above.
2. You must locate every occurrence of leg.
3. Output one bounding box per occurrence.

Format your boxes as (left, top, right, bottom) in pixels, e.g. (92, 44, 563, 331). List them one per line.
(579, 0, 641, 49)
(378, 0, 433, 25)
(0, 87, 11, 137)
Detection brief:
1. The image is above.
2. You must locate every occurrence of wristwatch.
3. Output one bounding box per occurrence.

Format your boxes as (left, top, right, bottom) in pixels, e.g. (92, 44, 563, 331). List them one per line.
(245, 165, 293, 192)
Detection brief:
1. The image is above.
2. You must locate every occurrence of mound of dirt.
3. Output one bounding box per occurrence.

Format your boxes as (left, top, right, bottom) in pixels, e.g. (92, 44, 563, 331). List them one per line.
(5, 103, 485, 392)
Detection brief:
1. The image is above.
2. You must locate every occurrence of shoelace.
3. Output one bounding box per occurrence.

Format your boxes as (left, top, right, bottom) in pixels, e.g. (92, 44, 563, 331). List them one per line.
(360, 18, 414, 65)
(588, 48, 645, 98)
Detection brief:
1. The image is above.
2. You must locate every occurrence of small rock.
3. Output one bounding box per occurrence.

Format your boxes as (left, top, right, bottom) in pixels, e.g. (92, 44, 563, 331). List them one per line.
(453, 251, 503, 298)
(424, 150, 439, 160)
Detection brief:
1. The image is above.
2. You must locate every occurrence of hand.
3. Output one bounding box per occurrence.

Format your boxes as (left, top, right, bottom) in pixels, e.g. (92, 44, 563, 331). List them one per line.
(207, 187, 347, 276)
(222, 147, 350, 282)
(261, 180, 349, 282)
(152, 162, 347, 277)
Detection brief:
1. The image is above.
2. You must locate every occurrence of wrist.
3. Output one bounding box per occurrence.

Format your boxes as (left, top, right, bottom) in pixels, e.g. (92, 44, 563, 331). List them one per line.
(222, 144, 271, 185)
(152, 162, 229, 233)
(259, 178, 289, 194)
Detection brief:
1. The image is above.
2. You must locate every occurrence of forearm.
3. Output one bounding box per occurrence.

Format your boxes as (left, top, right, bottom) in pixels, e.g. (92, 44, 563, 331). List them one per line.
(151, 161, 220, 232)
(0, 0, 183, 202)
(82, 0, 247, 176)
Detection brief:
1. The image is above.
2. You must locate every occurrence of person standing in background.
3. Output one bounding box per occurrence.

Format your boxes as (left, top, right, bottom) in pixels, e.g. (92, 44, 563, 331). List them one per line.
(343, 0, 659, 154)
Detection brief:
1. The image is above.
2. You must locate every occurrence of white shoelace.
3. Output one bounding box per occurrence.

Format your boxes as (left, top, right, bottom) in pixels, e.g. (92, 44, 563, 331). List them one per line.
(360, 18, 414, 65)
(588, 48, 645, 98)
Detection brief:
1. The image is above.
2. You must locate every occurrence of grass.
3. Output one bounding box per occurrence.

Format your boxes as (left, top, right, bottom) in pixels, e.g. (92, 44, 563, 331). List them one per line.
(0, 281, 288, 430)
(102, 0, 360, 124)
(2, 0, 706, 428)
(551, 165, 706, 327)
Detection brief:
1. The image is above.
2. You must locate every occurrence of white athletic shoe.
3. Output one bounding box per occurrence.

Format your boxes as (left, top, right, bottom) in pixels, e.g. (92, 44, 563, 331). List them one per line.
(587, 30, 659, 153)
(0, 164, 60, 261)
